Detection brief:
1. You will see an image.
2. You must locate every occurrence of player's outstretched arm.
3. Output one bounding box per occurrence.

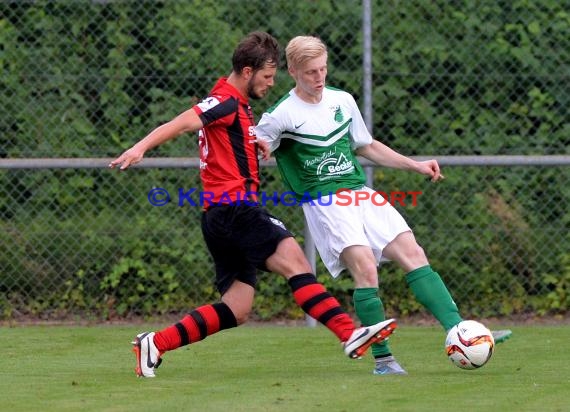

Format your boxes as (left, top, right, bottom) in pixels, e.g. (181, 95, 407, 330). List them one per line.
(109, 109, 203, 170)
(356, 140, 444, 181)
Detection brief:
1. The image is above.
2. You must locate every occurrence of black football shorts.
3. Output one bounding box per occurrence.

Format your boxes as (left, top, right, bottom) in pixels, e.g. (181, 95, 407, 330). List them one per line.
(201, 203, 293, 295)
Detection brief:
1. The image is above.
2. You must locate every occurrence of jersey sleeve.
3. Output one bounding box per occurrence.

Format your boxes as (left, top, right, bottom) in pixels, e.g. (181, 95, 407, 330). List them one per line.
(192, 95, 238, 126)
(255, 111, 284, 153)
(347, 94, 373, 149)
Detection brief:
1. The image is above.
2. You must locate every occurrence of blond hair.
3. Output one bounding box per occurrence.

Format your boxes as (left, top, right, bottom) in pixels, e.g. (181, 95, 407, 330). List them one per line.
(285, 36, 327, 69)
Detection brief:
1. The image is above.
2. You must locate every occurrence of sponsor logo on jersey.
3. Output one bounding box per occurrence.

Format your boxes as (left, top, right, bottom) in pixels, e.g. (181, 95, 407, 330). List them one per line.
(316, 152, 354, 180)
(304, 147, 355, 181)
(294, 121, 306, 129)
(304, 147, 337, 168)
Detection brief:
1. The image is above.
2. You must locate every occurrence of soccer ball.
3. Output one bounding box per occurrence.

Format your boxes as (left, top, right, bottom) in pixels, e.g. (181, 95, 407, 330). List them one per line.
(445, 320, 494, 370)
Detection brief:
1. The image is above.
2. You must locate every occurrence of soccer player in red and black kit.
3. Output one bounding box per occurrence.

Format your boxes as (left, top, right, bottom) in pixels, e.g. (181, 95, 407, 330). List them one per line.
(110, 31, 396, 378)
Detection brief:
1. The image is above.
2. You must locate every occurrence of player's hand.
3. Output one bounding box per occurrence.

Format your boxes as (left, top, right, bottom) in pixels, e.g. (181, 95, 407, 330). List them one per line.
(255, 138, 271, 161)
(109, 147, 145, 170)
(418, 159, 445, 182)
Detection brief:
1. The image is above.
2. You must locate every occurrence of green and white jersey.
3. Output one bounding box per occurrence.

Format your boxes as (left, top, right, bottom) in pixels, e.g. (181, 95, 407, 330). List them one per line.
(256, 86, 372, 200)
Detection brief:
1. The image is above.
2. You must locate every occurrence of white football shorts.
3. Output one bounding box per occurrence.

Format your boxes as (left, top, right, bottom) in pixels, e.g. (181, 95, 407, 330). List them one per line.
(302, 186, 411, 278)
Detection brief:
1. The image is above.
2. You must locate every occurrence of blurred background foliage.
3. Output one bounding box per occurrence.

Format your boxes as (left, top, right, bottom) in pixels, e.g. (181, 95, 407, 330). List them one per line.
(0, 0, 568, 321)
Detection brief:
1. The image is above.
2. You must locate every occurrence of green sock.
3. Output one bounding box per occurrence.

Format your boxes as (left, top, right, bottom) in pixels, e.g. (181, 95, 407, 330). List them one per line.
(353, 288, 391, 357)
(406, 265, 463, 331)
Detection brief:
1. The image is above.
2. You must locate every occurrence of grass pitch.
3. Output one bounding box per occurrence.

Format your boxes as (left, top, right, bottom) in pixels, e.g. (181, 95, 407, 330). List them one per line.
(2, 323, 568, 412)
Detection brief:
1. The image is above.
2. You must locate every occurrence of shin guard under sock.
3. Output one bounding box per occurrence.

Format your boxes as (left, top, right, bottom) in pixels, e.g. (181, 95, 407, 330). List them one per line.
(353, 288, 391, 357)
(288, 273, 355, 342)
(406, 265, 462, 331)
(153, 302, 237, 352)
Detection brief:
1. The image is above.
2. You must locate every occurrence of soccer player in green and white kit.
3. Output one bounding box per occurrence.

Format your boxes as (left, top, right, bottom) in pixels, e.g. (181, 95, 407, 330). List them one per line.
(255, 35, 511, 375)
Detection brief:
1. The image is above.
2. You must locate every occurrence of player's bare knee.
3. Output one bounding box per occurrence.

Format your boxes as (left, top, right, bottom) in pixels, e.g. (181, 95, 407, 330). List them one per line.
(410, 244, 429, 266)
(414, 243, 426, 257)
(286, 252, 313, 274)
(268, 246, 312, 277)
(351, 267, 379, 288)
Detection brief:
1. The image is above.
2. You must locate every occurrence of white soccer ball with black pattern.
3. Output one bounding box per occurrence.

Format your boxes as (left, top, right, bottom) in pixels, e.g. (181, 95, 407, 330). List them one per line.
(445, 320, 494, 370)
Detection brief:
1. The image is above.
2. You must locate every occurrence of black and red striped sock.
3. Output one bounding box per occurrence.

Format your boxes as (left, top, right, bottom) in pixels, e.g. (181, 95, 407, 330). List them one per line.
(153, 302, 237, 352)
(288, 273, 355, 342)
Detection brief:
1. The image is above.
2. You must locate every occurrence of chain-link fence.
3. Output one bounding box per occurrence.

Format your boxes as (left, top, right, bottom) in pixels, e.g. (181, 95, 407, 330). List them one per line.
(1, 1, 569, 321)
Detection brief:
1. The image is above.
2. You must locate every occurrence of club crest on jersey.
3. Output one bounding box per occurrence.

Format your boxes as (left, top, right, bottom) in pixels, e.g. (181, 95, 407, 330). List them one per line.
(330, 105, 343, 123)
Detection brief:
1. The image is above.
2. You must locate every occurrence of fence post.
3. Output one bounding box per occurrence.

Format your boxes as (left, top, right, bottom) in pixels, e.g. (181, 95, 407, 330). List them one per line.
(362, 0, 374, 187)
(304, 216, 318, 327)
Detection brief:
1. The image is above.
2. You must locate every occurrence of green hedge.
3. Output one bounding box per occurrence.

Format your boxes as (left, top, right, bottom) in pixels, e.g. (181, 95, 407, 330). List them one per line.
(1, 1, 568, 320)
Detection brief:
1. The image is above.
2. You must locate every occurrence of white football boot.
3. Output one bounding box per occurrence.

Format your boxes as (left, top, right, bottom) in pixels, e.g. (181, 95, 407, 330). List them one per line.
(132, 332, 163, 378)
(343, 318, 398, 359)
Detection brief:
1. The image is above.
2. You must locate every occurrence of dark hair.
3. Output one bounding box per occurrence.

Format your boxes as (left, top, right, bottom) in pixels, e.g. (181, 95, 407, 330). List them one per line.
(232, 31, 280, 73)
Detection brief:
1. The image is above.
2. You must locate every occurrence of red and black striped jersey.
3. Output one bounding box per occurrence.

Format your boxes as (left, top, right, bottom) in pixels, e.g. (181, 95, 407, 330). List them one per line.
(192, 77, 260, 206)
